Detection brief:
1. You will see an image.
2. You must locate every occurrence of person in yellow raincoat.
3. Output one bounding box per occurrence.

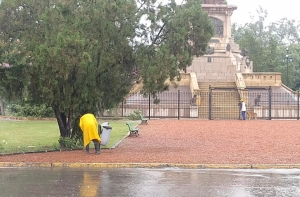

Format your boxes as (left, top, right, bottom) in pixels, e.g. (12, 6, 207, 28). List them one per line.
(79, 113, 101, 154)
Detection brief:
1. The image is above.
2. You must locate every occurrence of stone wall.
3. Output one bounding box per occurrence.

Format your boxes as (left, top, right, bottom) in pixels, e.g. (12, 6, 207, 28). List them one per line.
(186, 55, 237, 82)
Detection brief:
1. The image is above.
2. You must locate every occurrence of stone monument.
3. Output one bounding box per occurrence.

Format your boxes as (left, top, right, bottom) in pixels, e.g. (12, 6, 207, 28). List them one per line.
(185, 1, 253, 82)
(123, 1, 286, 120)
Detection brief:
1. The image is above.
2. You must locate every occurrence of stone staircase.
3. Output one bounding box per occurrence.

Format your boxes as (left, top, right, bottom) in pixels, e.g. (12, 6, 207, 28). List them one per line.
(198, 82, 237, 91)
(197, 82, 240, 119)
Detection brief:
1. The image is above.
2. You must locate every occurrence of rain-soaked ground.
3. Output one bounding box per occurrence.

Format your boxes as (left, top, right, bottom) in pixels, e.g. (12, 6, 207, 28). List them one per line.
(1, 167, 300, 197)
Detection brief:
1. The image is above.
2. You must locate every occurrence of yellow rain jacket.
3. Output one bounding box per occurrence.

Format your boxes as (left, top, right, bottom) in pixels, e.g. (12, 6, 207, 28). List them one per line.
(79, 113, 101, 147)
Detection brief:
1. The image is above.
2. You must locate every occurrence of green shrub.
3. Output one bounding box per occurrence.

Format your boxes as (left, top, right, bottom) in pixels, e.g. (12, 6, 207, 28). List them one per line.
(153, 98, 160, 104)
(7, 104, 54, 117)
(58, 136, 82, 150)
(7, 104, 22, 114)
(51, 143, 62, 151)
(128, 110, 141, 120)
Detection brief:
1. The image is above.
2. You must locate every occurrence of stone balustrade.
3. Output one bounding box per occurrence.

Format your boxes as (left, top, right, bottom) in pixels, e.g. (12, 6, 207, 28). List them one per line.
(242, 72, 282, 87)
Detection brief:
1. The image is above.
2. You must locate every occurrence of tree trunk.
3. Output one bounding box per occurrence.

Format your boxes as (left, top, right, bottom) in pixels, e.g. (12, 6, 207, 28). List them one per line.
(67, 109, 73, 137)
(0, 96, 5, 116)
(52, 105, 71, 138)
(97, 102, 104, 117)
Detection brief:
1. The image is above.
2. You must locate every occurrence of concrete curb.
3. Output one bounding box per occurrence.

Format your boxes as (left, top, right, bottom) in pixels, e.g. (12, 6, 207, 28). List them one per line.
(1, 162, 300, 169)
(110, 132, 130, 149)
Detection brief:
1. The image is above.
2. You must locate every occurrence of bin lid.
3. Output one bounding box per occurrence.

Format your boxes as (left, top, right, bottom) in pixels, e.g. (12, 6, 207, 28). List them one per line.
(101, 122, 109, 126)
(101, 122, 112, 129)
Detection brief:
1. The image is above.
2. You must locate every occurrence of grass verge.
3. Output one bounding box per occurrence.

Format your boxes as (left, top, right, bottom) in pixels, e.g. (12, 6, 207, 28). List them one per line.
(0, 119, 139, 154)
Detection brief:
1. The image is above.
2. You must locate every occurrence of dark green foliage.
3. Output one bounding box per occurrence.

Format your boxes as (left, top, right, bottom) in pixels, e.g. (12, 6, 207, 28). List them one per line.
(58, 136, 82, 150)
(0, 0, 213, 142)
(128, 110, 142, 120)
(0, 37, 31, 102)
(7, 104, 54, 117)
(136, 0, 214, 95)
(232, 8, 300, 90)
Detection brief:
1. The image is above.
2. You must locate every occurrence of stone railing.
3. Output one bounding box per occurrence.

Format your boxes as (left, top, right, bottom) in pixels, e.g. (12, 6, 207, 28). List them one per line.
(189, 73, 200, 93)
(119, 104, 198, 118)
(185, 72, 201, 106)
(235, 73, 246, 89)
(242, 72, 282, 87)
(252, 105, 300, 119)
(281, 83, 296, 94)
(235, 73, 246, 103)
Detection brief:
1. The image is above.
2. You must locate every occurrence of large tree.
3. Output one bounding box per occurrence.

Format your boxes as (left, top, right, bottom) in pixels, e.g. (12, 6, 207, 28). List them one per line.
(232, 7, 300, 90)
(0, 0, 213, 141)
(0, 0, 138, 138)
(232, 8, 281, 72)
(135, 0, 214, 95)
(0, 36, 30, 115)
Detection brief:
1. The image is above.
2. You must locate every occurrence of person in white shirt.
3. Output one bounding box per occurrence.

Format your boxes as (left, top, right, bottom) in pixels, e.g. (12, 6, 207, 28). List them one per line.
(239, 99, 247, 120)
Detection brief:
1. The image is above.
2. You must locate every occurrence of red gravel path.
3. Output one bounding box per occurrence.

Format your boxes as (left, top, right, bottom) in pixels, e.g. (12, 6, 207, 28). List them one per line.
(1, 119, 300, 164)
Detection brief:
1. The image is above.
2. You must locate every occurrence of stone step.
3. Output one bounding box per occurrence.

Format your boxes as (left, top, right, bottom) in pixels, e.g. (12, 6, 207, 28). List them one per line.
(198, 91, 240, 105)
(198, 82, 236, 86)
(198, 82, 237, 91)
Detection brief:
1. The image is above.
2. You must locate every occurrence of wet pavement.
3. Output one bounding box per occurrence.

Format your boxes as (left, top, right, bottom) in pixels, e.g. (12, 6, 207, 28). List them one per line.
(1, 167, 300, 197)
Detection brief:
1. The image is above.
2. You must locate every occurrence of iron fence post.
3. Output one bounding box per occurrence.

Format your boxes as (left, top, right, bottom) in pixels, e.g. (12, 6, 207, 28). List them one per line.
(178, 90, 180, 120)
(148, 93, 151, 120)
(268, 86, 272, 120)
(209, 85, 212, 120)
(121, 101, 124, 117)
(297, 90, 299, 120)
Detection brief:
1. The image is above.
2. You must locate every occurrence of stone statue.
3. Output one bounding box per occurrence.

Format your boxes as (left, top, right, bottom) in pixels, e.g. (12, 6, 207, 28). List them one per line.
(241, 48, 248, 57)
(254, 95, 261, 106)
(226, 44, 231, 52)
(205, 46, 215, 55)
(190, 95, 197, 106)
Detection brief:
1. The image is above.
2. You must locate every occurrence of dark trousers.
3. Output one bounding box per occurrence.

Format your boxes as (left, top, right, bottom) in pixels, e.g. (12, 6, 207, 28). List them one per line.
(241, 111, 246, 120)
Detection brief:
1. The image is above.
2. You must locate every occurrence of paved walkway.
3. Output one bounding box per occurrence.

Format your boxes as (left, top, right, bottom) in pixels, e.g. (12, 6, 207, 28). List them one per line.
(1, 119, 300, 169)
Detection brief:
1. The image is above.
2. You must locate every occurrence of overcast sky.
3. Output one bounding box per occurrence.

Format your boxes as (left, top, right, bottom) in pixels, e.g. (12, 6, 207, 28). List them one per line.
(228, 0, 299, 25)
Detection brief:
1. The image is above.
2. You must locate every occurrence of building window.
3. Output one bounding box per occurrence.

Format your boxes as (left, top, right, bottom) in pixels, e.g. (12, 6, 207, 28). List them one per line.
(208, 57, 212, 62)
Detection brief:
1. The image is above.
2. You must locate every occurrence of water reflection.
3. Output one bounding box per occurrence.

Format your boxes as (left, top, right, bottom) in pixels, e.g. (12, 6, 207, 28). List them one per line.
(80, 172, 100, 197)
(0, 167, 300, 197)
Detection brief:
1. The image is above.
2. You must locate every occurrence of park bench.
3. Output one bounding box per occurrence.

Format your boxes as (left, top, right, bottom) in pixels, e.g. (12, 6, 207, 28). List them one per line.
(126, 122, 140, 137)
(138, 113, 148, 125)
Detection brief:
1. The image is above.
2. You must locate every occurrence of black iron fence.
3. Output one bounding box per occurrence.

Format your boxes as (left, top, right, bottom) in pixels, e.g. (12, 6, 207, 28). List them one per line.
(109, 87, 300, 120)
(120, 90, 193, 119)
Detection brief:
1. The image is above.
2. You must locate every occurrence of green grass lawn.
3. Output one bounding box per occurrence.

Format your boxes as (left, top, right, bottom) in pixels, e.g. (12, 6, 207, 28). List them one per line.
(0, 119, 139, 154)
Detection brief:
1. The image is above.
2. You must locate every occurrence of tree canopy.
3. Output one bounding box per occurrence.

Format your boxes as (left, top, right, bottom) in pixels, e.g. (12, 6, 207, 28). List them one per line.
(232, 8, 300, 90)
(0, 0, 214, 140)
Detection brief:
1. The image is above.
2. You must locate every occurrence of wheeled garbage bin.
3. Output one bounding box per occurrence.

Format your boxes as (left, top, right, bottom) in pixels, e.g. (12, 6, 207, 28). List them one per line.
(100, 122, 112, 146)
